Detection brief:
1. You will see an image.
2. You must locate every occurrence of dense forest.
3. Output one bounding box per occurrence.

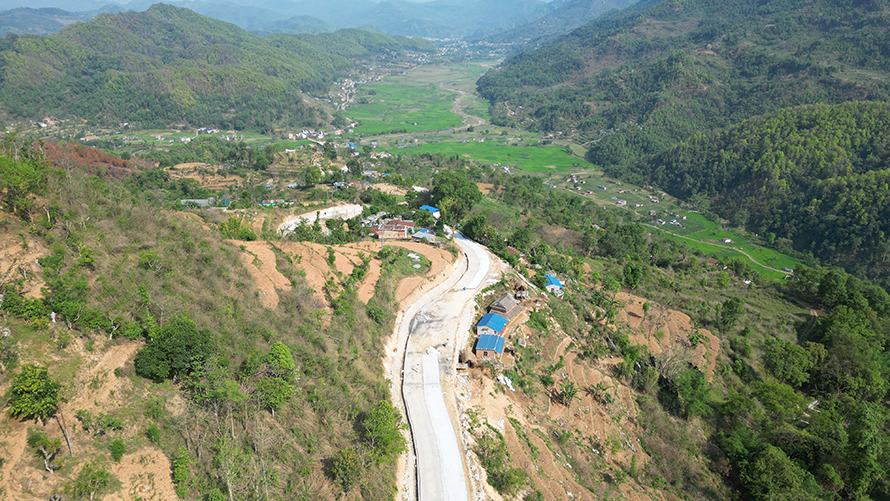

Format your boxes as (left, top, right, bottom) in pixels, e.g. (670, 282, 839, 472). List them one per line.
(0, 4, 432, 131)
(477, 0, 890, 167)
(622, 101, 890, 285)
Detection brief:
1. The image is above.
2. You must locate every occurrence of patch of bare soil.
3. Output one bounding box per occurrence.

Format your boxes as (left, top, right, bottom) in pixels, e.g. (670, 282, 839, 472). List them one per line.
(67, 341, 142, 415)
(475, 183, 495, 195)
(373, 183, 408, 196)
(232, 240, 293, 309)
(0, 417, 32, 497)
(615, 292, 719, 377)
(0, 225, 49, 299)
(1, 340, 147, 500)
(166, 162, 243, 190)
(458, 288, 720, 501)
(103, 448, 178, 501)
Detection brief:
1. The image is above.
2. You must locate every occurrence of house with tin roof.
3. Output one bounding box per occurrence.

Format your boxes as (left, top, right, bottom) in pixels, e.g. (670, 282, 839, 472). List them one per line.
(476, 312, 507, 337)
(419, 205, 441, 219)
(544, 275, 564, 296)
(475, 334, 505, 360)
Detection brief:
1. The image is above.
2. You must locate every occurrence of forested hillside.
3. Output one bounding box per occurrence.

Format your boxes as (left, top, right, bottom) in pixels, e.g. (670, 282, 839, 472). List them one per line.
(477, 0, 890, 166)
(625, 101, 890, 285)
(0, 4, 431, 131)
(293, 28, 434, 58)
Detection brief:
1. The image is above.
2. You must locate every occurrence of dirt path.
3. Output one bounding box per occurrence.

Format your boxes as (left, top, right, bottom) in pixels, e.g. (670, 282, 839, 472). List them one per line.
(641, 224, 790, 274)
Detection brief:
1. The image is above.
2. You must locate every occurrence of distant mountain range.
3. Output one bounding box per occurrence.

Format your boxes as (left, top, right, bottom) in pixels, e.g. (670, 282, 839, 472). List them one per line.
(0, 4, 433, 130)
(0, 0, 643, 39)
(480, 0, 641, 44)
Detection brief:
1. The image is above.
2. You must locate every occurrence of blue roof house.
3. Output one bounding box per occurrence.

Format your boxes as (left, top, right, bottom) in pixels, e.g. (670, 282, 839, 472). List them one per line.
(419, 205, 441, 219)
(544, 275, 564, 296)
(475, 334, 505, 360)
(476, 312, 507, 337)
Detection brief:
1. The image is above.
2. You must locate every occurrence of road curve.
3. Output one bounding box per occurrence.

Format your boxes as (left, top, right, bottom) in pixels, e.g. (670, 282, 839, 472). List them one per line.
(399, 234, 491, 501)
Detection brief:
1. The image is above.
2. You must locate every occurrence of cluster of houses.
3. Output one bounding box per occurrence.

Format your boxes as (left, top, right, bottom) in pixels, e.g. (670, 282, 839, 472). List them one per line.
(286, 129, 328, 141)
(474, 287, 525, 360)
(473, 276, 564, 361)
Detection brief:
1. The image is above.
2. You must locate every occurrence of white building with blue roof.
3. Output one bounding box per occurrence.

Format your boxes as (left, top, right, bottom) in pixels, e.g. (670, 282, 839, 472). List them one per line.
(544, 275, 564, 296)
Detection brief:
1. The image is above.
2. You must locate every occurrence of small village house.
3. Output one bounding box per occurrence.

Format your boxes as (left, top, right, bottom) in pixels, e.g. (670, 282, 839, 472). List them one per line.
(544, 275, 564, 296)
(476, 312, 508, 337)
(475, 334, 505, 360)
(419, 205, 441, 219)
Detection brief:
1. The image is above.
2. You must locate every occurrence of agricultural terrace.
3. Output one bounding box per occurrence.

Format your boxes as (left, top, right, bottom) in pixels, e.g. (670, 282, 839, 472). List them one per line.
(541, 171, 801, 281)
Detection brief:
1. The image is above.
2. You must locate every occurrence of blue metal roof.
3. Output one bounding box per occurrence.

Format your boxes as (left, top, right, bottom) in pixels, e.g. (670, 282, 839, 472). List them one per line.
(544, 275, 563, 288)
(419, 205, 440, 213)
(475, 334, 505, 354)
(477, 312, 507, 333)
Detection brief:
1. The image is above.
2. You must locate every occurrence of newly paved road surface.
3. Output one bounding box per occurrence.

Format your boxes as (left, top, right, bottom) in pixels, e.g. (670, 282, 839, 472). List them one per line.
(401, 234, 491, 501)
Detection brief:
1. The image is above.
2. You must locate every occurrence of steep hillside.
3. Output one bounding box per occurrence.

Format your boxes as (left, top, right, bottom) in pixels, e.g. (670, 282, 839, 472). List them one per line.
(0, 138, 438, 500)
(0, 5, 431, 131)
(631, 101, 890, 285)
(477, 0, 890, 165)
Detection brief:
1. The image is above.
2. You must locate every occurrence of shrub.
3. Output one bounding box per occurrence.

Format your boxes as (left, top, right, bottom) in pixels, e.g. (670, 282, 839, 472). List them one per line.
(109, 438, 126, 462)
(331, 447, 361, 492)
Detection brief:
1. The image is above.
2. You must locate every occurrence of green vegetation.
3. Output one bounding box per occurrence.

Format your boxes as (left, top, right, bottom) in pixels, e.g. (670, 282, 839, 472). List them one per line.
(474, 426, 529, 497)
(0, 141, 412, 499)
(347, 78, 461, 135)
(634, 101, 890, 285)
(381, 138, 583, 172)
(6, 364, 61, 422)
(0, 6, 431, 131)
(294, 28, 433, 57)
(479, 0, 890, 170)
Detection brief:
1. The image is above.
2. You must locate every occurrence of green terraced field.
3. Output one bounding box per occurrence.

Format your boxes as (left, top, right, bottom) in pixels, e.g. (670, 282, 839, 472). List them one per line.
(380, 139, 586, 172)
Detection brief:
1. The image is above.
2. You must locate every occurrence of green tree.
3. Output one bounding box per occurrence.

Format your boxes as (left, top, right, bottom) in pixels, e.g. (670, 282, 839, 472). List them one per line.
(27, 428, 61, 473)
(323, 141, 337, 160)
(741, 445, 820, 501)
(720, 297, 745, 329)
(331, 447, 361, 492)
(763, 339, 823, 387)
(256, 342, 299, 415)
(7, 364, 61, 422)
(430, 170, 482, 223)
(818, 269, 848, 308)
(846, 401, 885, 498)
(623, 262, 643, 290)
(134, 315, 214, 381)
(0, 145, 46, 217)
(362, 400, 407, 463)
(675, 369, 712, 419)
(172, 445, 190, 498)
(218, 216, 257, 240)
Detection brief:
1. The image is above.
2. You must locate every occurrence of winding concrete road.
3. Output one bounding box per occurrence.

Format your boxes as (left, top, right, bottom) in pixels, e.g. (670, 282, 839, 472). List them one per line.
(399, 234, 491, 501)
